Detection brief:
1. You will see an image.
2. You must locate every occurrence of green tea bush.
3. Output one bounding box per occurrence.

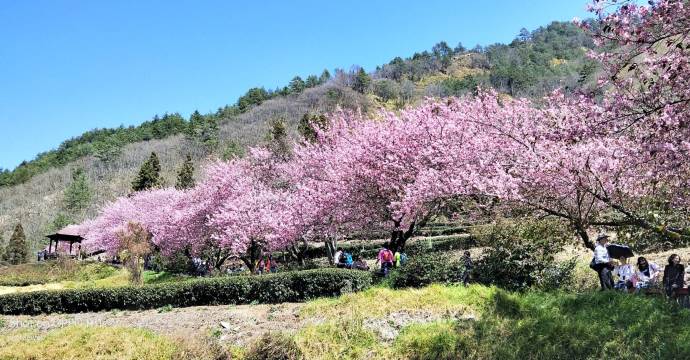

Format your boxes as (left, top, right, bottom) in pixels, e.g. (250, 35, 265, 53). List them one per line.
(471, 219, 573, 291)
(0, 268, 372, 315)
(390, 253, 464, 289)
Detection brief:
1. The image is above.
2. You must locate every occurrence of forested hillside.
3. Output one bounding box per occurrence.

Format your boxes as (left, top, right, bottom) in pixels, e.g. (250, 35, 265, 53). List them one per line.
(0, 21, 596, 252)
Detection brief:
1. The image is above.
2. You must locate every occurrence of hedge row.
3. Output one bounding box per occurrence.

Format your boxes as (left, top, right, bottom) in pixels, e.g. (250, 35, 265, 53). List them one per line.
(0, 268, 372, 315)
(276, 234, 475, 261)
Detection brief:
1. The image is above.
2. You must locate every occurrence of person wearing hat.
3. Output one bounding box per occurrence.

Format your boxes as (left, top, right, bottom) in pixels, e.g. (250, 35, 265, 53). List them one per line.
(593, 234, 615, 290)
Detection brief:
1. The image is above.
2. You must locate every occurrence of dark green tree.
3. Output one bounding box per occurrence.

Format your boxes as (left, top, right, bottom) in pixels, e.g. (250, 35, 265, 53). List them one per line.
(221, 141, 245, 160)
(268, 117, 291, 160)
(319, 69, 331, 84)
(186, 111, 220, 153)
(5, 223, 28, 265)
(93, 136, 124, 163)
(305, 75, 319, 88)
(51, 213, 73, 232)
(432, 41, 453, 69)
(132, 152, 162, 192)
(175, 155, 195, 190)
(64, 168, 92, 213)
(237, 87, 269, 112)
(289, 76, 306, 94)
(298, 113, 329, 143)
(352, 67, 371, 94)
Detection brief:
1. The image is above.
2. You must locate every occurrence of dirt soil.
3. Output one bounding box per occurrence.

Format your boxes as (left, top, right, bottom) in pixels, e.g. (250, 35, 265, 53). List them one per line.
(2, 302, 308, 347)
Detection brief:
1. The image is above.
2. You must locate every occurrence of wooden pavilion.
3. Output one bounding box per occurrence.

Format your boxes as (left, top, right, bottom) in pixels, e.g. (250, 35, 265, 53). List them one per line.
(45, 225, 85, 258)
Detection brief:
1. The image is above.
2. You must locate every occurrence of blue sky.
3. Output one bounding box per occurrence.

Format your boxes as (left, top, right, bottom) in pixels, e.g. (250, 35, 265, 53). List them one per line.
(0, 0, 590, 170)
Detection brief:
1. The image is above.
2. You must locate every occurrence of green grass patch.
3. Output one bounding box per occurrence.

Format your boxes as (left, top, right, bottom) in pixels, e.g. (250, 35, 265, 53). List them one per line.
(0, 326, 179, 360)
(295, 318, 386, 360)
(394, 320, 463, 360)
(302, 283, 494, 319)
(0, 261, 117, 286)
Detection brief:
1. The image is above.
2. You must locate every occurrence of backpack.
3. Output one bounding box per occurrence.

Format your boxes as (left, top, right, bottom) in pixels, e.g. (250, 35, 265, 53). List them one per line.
(382, 250, 393, 263)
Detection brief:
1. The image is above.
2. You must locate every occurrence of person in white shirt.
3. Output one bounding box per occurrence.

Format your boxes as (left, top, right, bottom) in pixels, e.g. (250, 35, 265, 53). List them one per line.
(593, 234, 615, 290)
(333, 248, 343, 266)
(613, 256, 635, 292)
(635, 256, 660, 292)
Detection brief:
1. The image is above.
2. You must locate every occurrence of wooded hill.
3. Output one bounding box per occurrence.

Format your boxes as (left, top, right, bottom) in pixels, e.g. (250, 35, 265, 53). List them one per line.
(0, 21, 597, 252)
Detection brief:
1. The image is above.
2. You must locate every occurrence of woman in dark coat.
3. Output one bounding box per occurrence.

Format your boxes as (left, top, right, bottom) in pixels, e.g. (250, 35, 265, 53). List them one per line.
(663, 254, 685, 297)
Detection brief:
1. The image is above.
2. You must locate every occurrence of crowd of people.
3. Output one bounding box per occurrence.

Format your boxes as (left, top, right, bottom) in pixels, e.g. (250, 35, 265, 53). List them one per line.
(591, 234, 686, 298)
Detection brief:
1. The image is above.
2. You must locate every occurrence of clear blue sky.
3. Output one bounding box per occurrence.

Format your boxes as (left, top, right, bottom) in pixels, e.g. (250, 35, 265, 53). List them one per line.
(0, 0, 590, 170)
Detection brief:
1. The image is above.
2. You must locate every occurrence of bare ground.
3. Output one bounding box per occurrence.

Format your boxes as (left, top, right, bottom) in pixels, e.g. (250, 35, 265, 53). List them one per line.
(2, 302, 308, 347)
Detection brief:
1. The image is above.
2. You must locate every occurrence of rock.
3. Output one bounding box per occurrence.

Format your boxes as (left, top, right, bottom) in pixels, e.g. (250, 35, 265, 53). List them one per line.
(220, 321, 231, 329)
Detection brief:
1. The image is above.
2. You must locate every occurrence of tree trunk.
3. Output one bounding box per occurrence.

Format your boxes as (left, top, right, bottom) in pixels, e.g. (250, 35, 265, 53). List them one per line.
(574, 223, 595, 250)
(390, 220, 416, 253)
(240, 240, 263, 273)
(288, 241, 308, 266)
(324, 237, 337, 265)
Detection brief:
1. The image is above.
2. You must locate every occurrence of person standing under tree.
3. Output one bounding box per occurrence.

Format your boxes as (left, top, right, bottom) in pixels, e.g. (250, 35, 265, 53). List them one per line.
(461, 251, 473, 286)
(592, 234, 615, 290)
(376, 244, 394, 276)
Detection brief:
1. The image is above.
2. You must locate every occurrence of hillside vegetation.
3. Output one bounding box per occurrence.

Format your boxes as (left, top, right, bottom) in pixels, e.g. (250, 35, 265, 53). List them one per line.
(0, 21, 596, 252)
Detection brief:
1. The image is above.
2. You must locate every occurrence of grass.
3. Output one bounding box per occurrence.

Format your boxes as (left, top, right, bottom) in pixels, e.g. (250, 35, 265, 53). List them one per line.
(292, 284, 690, 360)
(301, 283, 495, 319)
(0, 261, 117, 286)
(0, 326, 179, 360)
(0, 268, 189, 296)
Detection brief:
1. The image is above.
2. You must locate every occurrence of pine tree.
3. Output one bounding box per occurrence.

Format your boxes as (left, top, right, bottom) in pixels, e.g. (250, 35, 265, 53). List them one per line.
(352, 67, 371, 94)
(6, 223, 28, 265)
(319, 69, 331, 84)
(298, 113, 329, 143)
(268, 117, 291, 160)
(175, 155, 196, 190)
(132, 152, 162, 192)
(64, 168, 92, 213)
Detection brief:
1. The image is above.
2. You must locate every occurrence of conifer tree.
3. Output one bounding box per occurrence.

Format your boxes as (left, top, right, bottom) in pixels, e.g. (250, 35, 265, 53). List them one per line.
(6, 223, 28, 265)
(319, 69, 331, 84)
(268, 117, 291, 160)
(132, 152, 162, 192)
(64, 167, 92, 213)
(353, 67, 371, 94)
(175, 155, 196, 190)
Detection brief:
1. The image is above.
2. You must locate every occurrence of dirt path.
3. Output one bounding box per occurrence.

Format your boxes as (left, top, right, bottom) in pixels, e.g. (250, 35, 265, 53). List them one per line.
(2, 302, 307, 346)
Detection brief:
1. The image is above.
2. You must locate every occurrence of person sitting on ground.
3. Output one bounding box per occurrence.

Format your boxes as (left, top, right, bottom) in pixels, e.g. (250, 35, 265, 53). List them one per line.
(592, 234, 615, 290)
(462, 251, 473, 286)
(376, 244, 395, 276)
(613, 256, 635, 292)
(635, 256, 660, 292)
(663, 254, 685, 297)
(353, 256, 370, 271)
(343, 251, 354, 269)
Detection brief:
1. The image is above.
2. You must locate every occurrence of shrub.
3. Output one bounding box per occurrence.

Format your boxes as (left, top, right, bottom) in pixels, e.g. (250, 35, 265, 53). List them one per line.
(390, 253, 463, 289)
(0, 268, 372, 315)
(472, 219, 572, 291)
(245, 332, 303, 360)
